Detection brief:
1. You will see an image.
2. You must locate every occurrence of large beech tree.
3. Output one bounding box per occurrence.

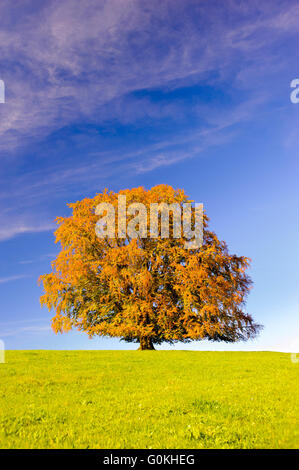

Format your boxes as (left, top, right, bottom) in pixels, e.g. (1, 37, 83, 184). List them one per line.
(40, 185, 261, 350)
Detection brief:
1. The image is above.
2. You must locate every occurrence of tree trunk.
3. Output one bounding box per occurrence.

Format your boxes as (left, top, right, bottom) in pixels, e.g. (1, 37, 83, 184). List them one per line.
(138, 337, 155, 350)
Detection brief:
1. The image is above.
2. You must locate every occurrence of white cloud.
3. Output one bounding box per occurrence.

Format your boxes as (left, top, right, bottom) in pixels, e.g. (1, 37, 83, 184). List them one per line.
(0, 325, 51, 337)
(0, 0, 298, 152)
(0, 274, 30, 284)
(0, 0, 298, 243)
(0, 222, 54, 242)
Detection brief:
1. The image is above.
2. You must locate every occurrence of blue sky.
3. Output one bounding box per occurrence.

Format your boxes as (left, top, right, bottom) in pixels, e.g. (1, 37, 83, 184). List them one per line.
(0, 0, 298, 351)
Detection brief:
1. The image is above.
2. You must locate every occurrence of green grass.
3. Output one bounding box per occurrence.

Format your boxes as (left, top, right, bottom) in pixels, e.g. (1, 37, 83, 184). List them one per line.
(0, 351, 298, 448)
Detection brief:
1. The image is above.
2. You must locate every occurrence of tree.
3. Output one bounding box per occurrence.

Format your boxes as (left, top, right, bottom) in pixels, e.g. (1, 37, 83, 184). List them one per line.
(39, 185, 261, 350)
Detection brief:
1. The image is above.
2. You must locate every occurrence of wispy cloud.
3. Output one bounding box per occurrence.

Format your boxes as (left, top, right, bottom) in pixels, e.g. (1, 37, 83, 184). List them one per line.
(0, 222, 55, 242)
(0, 0, 298, 152)
(0, 274, 30, 284)
(0, 0, 298, 243)
(0, 317, 51, 338)
(19, 253, 57, 265)
(0, 325, 51, 337)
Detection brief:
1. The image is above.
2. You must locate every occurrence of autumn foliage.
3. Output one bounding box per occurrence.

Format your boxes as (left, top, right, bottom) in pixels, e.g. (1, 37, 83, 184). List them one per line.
(39, 185, 261, 350)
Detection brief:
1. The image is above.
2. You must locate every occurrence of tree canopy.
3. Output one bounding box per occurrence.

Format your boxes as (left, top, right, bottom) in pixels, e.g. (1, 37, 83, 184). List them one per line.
(39, 185, 261, 349)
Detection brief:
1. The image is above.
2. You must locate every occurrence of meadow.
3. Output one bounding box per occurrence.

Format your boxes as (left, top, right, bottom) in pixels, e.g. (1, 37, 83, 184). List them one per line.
(0, 351, 298, 449)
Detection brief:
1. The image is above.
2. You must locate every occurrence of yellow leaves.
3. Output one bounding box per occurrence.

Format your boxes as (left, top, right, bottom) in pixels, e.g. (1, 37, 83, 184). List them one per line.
(137, 269, 153, 298)
(51, 313, 72, 334)
(39, 184, 260, 346)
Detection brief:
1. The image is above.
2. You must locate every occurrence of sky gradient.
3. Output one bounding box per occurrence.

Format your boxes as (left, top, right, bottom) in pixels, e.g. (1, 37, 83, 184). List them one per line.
(0, 0, 299, 352)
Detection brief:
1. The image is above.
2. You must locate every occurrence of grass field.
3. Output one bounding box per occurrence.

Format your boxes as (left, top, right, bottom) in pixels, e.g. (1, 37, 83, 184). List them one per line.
(0, 351, 298, 449)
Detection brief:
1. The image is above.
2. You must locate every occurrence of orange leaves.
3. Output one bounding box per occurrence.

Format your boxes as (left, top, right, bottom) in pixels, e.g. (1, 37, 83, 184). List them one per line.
(51, 312, 72, 334)
(39, 185, 261, 348)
